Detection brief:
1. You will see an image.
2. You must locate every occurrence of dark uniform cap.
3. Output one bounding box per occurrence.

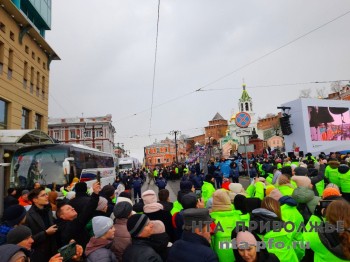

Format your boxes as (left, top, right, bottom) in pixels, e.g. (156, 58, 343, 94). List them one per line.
(182, 208, 212, 227)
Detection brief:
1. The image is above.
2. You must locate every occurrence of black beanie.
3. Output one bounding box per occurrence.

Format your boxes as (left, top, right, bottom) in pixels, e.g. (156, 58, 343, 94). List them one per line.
(74, 182, 87, 193)
(101, 185, 115, 198)
(113, 202, 132, 219)
(180, 193, 197, 209)
(3, 205, 26, 227)
(127, 214, 149, 238)
(180, 180, 193, 191)
(7, 225, 32, 244)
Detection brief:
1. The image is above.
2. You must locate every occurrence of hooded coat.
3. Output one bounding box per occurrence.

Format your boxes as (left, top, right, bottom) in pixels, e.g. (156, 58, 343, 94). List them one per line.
(303, 215, 349, 262)
(85, 237, 117, 262)
(292, 186, 320, 223)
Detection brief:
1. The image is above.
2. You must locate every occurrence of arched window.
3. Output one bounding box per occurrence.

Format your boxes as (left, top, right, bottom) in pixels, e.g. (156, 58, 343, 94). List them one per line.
(241, 104, 244, 111)
(245, 103, 249, 111)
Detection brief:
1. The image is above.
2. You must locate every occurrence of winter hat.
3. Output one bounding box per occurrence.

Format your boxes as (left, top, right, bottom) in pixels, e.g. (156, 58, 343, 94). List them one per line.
(204, 174, 213, 182)
(113, 201, 133, 219)
(180, 180, 193, 191)
(142, 190, 157, 205)
(222, 181, 231, 191)
(325, 183, 340, 191)
(116, 196, 133, 206)
(269, 189, 283, 201)
(183, 208, 212, 227)
(212, 189, 232, 212)
(6, 225, 32, 244)
(180, 193, 197, 209)
(152, 220, 165, 234)
(233, 194, 247, 214)
(294, 167, 308, 176)
(265, 185, 275, 196)
(258, 177, 266, 183)
(101, 185, 115, 198)
(229, 183, 243, 194)
(3, 205, 26, 227)
(127, 214, 150, 237)
(322, 188, 341, 199)
(92, 216, 114, 238)
(96, 197, 108, 211)
(291, 176, 311, 188)
(74, 182, 87, 193)
(236, 231, 257, 248)
(21, 190, 29, 196)
(65, 191, 76, 200)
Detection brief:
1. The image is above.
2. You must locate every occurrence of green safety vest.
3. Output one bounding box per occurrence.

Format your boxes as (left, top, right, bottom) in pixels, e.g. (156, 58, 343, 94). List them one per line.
(246, 181, 265, 200)
(280, 204, 305, 260)
(266, 173, 274, 185)
(260, 229, 299, 262)
(315, 180, 325, 196)
(201, 181, 215, 205)
(303, 215, 349, 262)
(277, 163, 283, 170)
(278, 185, 295, 196)
(339, 169, 350, 193)
(170, 200, 183, 216)
(325, 165, 340, 187)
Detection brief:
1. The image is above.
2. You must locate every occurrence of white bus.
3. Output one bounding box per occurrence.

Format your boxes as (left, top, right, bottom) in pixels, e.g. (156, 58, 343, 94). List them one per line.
(10, 144, 116, 189)
(118, 157, 141, 172)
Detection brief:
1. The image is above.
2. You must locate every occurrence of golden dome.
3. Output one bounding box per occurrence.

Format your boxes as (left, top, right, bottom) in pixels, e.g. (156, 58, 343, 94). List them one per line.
(230, 113, 236, 122)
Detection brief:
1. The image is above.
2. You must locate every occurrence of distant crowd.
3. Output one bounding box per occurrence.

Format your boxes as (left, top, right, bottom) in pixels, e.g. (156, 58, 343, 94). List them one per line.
(1, 151, 350, 261)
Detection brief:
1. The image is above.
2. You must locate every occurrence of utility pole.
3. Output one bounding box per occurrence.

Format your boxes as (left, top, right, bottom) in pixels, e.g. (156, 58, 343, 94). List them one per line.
(170, 130, 181, 164)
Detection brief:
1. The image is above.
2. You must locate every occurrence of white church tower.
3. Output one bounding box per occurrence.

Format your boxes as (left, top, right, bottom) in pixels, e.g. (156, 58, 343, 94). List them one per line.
(229, 83, 258, 141)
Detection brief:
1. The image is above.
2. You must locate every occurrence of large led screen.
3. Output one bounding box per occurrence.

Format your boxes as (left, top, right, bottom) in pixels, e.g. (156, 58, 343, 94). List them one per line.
(308, 106, 350, 141)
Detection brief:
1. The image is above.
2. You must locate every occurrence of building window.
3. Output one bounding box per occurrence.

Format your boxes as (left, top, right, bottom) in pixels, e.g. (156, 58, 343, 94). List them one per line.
(35, 114, 42, 130)
(84, 130, 91, 137)
(157, 159, 161, 163)
(42, 76, 45, 99)
(70, 130, 76, 139)
(95, 129, 103, 138)
(43, 62, 46, 70)
(245, 102, 249, 111)
(157, 148, 160, 153)
(165, 148, 168, 152)
(8, 49, 13, 79)
(37, 57, 40, 64)
(0, 41, 4, 74)
(25, 45, 29, 54)
(10, 31, 14, 41)
(54, 130, 60, 139)
(31, 51, 35, 60)
(0, 22, 5, 33)
(36, 72, 40, 96)
(30, 67, 34, 93)
(21, 108, 30, 129)
(0, 99, 8, 129)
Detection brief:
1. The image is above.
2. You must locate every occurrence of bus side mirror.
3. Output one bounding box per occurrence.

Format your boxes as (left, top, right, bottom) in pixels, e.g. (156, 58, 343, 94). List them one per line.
(63, 157, 74, 175)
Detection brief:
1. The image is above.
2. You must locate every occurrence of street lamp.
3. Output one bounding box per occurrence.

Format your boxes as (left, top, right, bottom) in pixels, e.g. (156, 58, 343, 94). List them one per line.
(170, 130, 181, 164)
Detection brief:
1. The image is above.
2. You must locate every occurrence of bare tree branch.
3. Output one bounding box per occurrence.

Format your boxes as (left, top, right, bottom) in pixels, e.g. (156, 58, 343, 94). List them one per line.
(316, 86, 328, 99)
(330, 81, 342, 93)
(299, 88, 312, 98)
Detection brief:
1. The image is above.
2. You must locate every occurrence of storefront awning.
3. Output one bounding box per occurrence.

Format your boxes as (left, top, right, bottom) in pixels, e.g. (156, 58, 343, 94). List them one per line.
(0, 130, 54, 145)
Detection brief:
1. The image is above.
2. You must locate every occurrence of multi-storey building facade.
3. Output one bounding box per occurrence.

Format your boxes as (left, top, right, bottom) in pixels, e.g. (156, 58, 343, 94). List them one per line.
(0, 0, 59, 132)
(48, 114, 116, 155)
(144, 137, 186, 169)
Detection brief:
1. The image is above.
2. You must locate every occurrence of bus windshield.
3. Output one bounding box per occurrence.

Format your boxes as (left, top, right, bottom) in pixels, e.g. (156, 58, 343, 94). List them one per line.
(11, 147, 68, 188)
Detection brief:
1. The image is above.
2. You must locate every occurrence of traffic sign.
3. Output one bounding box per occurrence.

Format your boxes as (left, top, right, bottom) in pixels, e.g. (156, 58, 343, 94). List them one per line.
(235, 112, 251, 128)
(236, 127, 253, 137)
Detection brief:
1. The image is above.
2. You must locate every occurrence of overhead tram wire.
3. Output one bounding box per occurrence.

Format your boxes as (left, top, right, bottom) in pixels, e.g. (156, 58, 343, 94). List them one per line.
(196, 9, 350, 92)
(148, 0, 161, 138)
(116, 9, 350, 122)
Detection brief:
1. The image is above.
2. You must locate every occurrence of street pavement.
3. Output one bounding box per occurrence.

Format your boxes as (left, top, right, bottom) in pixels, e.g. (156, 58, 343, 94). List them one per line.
(136, 175, 251, 203)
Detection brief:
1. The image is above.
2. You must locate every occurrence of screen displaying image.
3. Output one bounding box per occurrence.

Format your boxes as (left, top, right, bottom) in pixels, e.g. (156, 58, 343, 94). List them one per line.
(308, 106, 350, 141)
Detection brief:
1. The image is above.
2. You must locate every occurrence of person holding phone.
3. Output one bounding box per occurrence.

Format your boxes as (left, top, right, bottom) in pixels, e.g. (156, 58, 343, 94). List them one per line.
(26, 186, 58, 262)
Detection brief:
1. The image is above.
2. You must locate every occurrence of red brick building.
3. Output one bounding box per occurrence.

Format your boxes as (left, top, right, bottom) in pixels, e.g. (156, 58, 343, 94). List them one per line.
(205, 113, 228, 145)
(144, 137, 186, 169)
(327, 84, 350, 100)
(257, 112, 282, 140)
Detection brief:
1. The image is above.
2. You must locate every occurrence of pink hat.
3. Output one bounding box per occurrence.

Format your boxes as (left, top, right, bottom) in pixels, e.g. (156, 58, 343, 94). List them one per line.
(236, 231, 257, 248)
(142, 190, 157, 205)
(291, 176, 311, 188)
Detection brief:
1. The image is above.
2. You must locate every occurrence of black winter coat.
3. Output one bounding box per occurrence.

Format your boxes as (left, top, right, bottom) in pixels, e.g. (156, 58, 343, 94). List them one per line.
(56, 192, 99, 249)
(168, 231, 218, 262)
(25, 205, 57, 262)
(122, 238, 162, 262)
(68, 192, 91, 214)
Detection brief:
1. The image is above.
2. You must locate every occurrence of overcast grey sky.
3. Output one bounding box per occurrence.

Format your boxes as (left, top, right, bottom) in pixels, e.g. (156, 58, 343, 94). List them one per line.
(46, 0, 350, 160)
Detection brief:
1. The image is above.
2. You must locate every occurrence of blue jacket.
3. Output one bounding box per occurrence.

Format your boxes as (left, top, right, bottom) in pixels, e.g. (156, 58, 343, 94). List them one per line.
(132, 178, 143, 189)
(168, 231, 218, 262)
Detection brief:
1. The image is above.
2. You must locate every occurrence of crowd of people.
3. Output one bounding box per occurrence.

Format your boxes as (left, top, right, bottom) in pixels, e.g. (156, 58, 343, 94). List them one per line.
(1, 151, 350, 261)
